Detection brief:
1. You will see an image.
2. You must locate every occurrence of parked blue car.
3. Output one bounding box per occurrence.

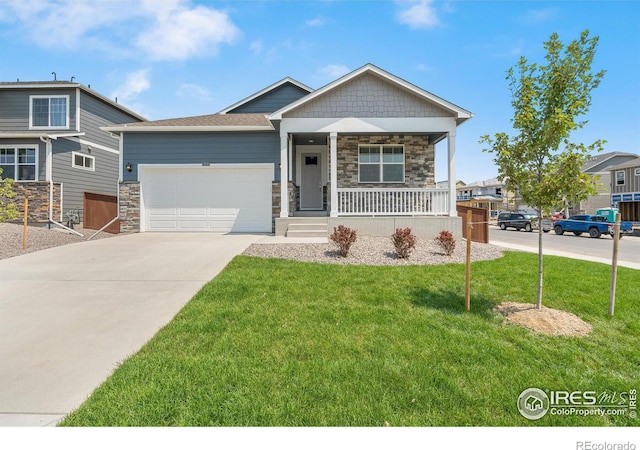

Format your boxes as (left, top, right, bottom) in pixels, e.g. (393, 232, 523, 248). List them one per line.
(553, 215, 633, 239)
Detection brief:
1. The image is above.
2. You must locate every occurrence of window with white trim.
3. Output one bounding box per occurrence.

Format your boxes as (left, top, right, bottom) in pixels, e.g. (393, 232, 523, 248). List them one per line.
(635, 168, 640, 177)
(30, 95, 69, 129)
(0, 147, 37, 181)
(72, 151, 95, 171)
(358, 145, 404, 183)
(615, 170, 625, 186)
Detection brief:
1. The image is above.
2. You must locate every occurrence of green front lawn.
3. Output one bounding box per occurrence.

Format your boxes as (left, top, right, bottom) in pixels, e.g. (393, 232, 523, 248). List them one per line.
(60, 252, 639, 426)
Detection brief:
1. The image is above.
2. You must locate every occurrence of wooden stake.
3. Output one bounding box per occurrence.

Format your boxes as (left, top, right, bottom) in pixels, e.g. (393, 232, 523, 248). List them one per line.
(465, 209, 472, 312)
(23, 198, 28, 250)
(609, 212, 620, 316)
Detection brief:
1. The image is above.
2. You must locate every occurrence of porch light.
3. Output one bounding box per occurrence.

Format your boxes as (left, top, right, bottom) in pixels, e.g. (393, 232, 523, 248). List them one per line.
(126, 162, 132, 172)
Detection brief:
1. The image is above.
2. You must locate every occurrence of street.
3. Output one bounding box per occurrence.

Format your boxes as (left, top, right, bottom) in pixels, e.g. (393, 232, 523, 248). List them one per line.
(489, 226, 640, 270)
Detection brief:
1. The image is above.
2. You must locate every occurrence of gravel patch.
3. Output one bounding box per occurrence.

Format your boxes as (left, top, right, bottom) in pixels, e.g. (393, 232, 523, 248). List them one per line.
(244, 235, 504, 266)
(0, 222, 117, 260)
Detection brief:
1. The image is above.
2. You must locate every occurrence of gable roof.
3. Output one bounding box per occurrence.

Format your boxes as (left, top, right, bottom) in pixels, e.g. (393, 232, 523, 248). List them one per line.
(103, 113, 273, 133)
(218, 77, 313, 114)
(607, 156, 640, 171)
(582, 151, 639, 172)
(0, 81, 146, 122)
(269, 64, 473, 123)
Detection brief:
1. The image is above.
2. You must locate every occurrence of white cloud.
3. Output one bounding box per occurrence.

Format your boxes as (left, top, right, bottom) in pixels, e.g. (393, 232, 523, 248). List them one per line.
(250, 39, 264, 54)
(396, 0, 440, 30)
(517, 8, 560, 25)
(1, 0, 240, 61)
(176, 83, 215, 102)
(135, 5, 240, 61)
(318, 64, 350, 80)
(111, 69, 151, 104)
(306, 16, 326, 27)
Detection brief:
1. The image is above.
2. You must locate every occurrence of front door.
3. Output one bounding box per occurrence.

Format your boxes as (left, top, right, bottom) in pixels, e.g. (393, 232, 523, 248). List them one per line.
(300, 153, 322, 210)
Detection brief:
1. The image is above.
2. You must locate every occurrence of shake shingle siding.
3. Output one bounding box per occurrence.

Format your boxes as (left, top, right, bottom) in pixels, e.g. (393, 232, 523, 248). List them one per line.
(52, 138, 119, 222)
(122, 132, 280, 182)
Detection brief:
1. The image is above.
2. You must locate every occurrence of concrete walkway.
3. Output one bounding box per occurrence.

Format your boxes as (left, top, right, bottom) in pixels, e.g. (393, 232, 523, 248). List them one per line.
(0, 232, 263, 427)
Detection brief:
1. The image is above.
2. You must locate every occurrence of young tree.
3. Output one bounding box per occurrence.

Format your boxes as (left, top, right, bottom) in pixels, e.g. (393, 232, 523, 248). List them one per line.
(0, 168, 19, 223)
(481, 30, 606, 309)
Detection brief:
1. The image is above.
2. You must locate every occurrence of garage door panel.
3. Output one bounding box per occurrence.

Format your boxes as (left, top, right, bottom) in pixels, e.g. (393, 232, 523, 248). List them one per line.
(142, 165, 272, 233)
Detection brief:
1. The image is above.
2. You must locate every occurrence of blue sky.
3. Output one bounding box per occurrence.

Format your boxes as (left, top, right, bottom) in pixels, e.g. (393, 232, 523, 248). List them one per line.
(1, 0, 638, 183)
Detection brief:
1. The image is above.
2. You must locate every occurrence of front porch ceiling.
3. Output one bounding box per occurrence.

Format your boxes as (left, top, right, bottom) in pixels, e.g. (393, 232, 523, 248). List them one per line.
(290, 131, 447, 145)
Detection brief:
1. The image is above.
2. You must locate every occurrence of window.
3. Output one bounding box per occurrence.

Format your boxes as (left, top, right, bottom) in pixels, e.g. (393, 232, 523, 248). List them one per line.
(30, 95, 69, 129)
(635, 168, 640, 177)
(72, 152, 95, 171)
(358, 145, 404, 183)
(495, 188, 502, 196)
(615, 170, 625, 186)
(0, 147, 37, 181)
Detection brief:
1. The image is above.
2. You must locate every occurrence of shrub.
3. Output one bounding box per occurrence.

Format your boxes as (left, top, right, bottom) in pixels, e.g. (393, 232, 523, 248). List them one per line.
(329, 225, 357, 257)
(391, 227, 416, 259)
(435, 230, 456, 256)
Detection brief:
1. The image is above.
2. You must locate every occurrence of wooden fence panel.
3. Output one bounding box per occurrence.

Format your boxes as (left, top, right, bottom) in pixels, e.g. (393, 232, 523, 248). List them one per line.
(457, 205, 489, 243)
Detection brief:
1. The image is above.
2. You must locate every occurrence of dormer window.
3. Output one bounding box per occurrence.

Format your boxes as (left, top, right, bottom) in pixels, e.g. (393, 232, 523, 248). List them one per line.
(30, 95, 69, 129)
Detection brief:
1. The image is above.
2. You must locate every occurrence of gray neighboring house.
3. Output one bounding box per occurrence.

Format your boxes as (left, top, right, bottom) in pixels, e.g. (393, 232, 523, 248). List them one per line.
(105, 64, 472, 237)
(0, 80, 145, 228)
(579, 151, 639, 213)
(610, 156, 640, 222)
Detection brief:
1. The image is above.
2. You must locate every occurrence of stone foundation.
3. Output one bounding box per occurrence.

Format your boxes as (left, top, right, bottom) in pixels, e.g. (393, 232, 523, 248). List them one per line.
(119, 181, 140, 233)
(8, 182, 62, 223)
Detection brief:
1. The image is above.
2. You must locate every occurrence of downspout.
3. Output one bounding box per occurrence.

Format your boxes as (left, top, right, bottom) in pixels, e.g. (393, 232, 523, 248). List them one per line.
(40, 135, 83, 237)
(88, 132, 123, 240)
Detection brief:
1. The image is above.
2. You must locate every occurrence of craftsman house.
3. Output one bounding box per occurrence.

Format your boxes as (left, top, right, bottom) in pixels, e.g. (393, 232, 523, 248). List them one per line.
(106, 64, 472, 237)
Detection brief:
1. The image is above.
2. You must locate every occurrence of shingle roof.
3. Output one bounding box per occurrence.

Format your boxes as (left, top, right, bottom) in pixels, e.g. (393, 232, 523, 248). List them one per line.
(607, 157, 640, 171)
(581, 152, 639, 172)
(123, 113, 271, 128)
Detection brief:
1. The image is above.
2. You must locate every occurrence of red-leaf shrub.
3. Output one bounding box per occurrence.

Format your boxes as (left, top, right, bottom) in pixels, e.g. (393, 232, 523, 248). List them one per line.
(435, 230, 456, 256)
(391, 227, 416, 259)
(329, 225, 357, 257)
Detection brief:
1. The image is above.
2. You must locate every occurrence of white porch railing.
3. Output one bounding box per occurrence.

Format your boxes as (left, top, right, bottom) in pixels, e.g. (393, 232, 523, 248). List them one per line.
(336, 188, 450, 216)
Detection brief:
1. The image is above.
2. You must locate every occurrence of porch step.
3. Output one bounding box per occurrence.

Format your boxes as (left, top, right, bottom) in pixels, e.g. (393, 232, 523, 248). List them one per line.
(285, 220, 328, 238)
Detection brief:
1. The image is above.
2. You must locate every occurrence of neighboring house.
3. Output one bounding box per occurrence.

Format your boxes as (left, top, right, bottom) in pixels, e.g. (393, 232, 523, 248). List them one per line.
(0, 80, 145, 229)
(105, 64, 472, 237)
(610, 156, 640, 222)
(456, 177, 507, 217)
(579, 151, 639, 213)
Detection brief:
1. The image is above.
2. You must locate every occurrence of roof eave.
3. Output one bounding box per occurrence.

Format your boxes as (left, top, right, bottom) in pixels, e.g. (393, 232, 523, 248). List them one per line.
(102, 125, 275, 133)
(218, 77, 314, 115)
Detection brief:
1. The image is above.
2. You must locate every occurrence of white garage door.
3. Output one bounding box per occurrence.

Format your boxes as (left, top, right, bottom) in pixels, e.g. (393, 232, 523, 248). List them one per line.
(140, 164, 273, 232)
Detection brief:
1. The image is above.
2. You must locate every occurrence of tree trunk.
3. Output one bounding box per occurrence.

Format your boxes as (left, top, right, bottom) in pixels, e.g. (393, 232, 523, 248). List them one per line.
(536, 213, 543, 309)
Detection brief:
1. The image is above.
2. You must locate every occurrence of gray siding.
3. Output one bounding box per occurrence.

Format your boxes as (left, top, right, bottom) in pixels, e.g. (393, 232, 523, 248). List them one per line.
(52, 138, 119, 222)
(0, 138, 46, 180)
(228, 83, 310, 114)
(0, 88, 77, 131)
(122, 132, 280, 182)
(612, 166, 640, 194)
(286, 73, 453, 119)
(587, 155, 638, 174)
(79, 91, 142, 148)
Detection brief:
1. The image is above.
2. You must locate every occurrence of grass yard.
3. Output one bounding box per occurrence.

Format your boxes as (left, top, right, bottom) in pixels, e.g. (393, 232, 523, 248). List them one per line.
(60, 252, 639, 426)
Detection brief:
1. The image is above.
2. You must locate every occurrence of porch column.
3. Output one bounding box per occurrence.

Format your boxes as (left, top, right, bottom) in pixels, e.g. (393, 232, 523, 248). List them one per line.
(329, 132, 338, 217)
(447, 131, 457, 216)
(280, 130, 289, 217)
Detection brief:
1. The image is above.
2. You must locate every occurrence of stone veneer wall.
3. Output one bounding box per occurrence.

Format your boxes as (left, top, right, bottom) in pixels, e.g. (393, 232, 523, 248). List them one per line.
(9, 182, 62, 223)
(271, 181, 295, 218)
(119, 181, 140, 233)
(337, 135, 434, 188)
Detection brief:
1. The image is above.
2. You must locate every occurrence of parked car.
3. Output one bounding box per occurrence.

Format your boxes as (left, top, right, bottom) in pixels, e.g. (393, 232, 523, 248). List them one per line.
(497, 212, 552, 232)
(553, 215, 634, 239)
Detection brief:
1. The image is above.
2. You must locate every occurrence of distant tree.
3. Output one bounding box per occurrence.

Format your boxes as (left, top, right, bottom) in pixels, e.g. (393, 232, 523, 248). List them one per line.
(0, 168, 19, 222)
(481, 30, 606, 309)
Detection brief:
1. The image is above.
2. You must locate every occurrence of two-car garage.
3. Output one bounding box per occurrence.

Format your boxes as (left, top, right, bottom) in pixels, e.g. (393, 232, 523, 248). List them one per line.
(139, 164, 273, 233)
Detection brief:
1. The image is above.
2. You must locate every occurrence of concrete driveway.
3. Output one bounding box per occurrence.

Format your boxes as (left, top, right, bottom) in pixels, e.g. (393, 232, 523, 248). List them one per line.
(0, 232, 263, 426)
